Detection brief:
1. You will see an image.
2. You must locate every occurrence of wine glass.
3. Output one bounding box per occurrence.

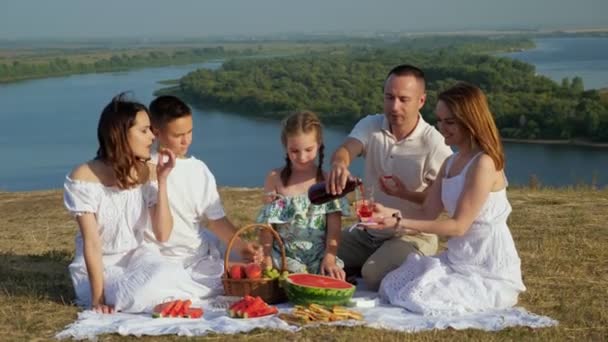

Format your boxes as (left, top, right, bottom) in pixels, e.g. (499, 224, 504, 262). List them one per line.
(355, 184, 374, 223)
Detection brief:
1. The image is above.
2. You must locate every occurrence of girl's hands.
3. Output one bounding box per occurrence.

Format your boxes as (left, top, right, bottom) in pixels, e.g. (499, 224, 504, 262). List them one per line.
(262, 191, 282, 204)
(92, 302, 115, 314)
(262, 256, 274, 270)
(320, 253, 346, 280)
(239, 242, 263, 264)
(156, 148, 176, 182)
(379, 175, 409, 200)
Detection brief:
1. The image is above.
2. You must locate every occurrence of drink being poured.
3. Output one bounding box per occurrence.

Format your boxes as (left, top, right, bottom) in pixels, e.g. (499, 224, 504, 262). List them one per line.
(355, 183, 374, 222)
(307, 177, 362, 205)
(356, 201, 373, 221)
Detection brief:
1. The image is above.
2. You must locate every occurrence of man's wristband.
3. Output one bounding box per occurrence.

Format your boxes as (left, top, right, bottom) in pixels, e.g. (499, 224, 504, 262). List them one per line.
(392, 212, 402, 229)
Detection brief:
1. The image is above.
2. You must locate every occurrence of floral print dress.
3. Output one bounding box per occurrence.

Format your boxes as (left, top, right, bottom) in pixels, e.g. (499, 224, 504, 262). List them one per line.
(256, 194, 349, 274)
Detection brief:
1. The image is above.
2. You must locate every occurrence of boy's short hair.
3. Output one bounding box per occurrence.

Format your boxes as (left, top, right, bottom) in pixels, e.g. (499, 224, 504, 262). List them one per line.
(149, 95, 192, 129)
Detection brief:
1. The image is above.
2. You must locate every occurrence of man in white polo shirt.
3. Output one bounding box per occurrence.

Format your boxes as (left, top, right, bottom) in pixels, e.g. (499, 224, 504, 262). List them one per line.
(327, 64, 452, 290)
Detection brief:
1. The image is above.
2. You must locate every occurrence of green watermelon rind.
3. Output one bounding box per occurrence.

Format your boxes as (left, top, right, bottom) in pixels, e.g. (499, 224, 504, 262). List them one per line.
(284, 274, 355, 306)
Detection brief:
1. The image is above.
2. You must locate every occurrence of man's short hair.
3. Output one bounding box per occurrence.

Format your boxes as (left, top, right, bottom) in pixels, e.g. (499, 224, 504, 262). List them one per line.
(386, 64, 426, 90)
(149, 95, 192, 128)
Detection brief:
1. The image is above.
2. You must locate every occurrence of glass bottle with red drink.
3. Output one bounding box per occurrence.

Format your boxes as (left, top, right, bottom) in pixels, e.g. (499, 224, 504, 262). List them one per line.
(307, 177, 362, 205)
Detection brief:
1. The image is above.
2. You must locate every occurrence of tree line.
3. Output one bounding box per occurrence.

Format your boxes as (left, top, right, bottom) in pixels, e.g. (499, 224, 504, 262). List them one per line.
(0, 47, 238, 83)
(176, 46, 608, 142)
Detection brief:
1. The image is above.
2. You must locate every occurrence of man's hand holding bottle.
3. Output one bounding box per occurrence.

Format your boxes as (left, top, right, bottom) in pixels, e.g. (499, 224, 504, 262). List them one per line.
(327, 161, 352, 195)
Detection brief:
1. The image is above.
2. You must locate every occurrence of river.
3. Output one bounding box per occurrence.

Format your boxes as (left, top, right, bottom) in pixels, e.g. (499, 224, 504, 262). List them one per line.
(1, 38, 607, 191)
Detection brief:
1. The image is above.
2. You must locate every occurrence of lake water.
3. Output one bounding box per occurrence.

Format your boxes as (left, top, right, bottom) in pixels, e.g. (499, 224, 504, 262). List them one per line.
(1, 38, 607, 191)
(502, 37, 608, 90)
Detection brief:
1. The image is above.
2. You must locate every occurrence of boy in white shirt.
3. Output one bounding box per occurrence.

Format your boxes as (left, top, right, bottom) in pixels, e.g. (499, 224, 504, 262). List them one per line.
(146, 95, 260, 290)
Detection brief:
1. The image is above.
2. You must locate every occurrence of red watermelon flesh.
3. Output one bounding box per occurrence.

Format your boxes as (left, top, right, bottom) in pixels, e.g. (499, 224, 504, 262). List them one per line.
(287, 273, 353, 289)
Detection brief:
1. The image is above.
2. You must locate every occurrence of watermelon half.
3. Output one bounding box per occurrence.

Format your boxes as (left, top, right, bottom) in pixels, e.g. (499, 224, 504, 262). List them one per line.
(284, 273, 355, 306)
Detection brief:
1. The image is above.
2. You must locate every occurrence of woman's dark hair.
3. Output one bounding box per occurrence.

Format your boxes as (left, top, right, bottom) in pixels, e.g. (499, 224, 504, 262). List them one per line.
(280, 111, 325, 187)
(96, 92, 150, 189)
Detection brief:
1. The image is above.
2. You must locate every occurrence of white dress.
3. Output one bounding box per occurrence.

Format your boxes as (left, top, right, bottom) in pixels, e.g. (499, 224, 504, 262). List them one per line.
(379, 153, 526, 315)
(64, 176, 212, 313)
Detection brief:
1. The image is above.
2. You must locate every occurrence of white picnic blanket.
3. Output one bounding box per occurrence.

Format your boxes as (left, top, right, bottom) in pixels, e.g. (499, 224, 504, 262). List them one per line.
(56, 288, 557, 339)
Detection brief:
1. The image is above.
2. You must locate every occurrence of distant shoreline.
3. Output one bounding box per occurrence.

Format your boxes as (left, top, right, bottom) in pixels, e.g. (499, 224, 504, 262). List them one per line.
(502, 138, 608, 148)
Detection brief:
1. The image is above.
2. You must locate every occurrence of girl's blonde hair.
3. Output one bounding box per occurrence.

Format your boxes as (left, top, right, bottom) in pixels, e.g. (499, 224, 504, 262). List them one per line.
(438, 82, 505, 171)
(280, 111, 325, 186)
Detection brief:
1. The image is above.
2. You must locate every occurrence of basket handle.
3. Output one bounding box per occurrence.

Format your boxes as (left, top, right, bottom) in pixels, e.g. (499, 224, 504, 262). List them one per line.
(223, 223, 287, 273)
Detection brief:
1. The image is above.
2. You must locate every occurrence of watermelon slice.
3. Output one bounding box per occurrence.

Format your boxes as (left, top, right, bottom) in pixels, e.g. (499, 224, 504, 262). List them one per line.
(180, 299, 192, 316)
(229, 300, 249, 318)
(183, 307, 203, 318)
(243, 305, 278, 318)
(152, 300, 177, 318)
(284, 273, 355, 306)
(241, 297, 266, 317)
(235, 296, 256, 317)
(227, 296, 277, 319)
(169, 300, 185, 317)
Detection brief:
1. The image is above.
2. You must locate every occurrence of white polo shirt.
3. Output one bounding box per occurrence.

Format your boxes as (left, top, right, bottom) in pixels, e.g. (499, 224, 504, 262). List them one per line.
(349, 114, 452, 238)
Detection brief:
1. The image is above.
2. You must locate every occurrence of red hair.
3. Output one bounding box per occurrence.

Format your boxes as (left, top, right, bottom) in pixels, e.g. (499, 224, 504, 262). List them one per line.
(438, 82, 505, 170)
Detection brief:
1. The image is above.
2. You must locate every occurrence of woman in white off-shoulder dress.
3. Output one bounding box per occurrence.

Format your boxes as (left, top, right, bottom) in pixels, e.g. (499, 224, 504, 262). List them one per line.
(367, 83, 526, 315)
(64, 93, 209, 314)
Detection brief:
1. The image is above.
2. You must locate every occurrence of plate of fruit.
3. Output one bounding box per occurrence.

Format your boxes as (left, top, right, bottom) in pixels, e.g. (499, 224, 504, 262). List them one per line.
(227, 295, 278, 319)
(152, 299, 204, 319)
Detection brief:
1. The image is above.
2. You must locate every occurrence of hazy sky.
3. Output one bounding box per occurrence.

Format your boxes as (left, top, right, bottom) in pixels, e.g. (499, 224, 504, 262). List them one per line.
(1, 0, 607, 39)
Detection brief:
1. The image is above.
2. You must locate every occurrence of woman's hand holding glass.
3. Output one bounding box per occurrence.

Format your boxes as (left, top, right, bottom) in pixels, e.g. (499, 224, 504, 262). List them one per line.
(361, 203, 419, 235)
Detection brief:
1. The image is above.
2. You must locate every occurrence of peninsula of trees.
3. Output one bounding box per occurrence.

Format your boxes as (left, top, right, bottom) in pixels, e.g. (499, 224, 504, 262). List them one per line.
(171, 37, 608, 142)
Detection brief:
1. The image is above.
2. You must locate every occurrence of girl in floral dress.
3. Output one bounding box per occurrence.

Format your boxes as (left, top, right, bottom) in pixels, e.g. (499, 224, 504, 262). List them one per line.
(256, 111, 349, 279)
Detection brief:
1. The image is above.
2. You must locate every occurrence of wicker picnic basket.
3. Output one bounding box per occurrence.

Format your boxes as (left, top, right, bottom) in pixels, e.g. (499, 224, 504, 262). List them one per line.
(222, 223, 287, 304)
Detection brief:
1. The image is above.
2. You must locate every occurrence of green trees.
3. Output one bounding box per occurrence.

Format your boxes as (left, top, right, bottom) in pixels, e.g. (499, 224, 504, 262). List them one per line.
(0, 47, 242, 83)
(177, 47, 608, 141)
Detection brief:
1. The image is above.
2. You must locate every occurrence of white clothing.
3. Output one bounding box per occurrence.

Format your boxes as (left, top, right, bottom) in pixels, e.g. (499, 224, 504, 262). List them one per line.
(146, 154, 225, 290)
(349, 114, 452, 239)
(64, 177, 214, 313)
(379, 153, 526, 315)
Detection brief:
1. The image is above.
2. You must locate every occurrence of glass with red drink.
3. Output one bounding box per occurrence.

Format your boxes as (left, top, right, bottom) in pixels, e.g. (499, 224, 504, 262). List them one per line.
(355, 184, 374, 223)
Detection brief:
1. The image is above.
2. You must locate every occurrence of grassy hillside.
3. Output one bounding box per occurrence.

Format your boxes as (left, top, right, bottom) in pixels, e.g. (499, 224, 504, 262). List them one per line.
(0, 187, 606, 341)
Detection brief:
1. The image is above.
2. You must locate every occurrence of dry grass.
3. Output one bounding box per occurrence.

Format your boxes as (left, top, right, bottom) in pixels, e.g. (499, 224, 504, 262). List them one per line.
(0, 187, 607, 341)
